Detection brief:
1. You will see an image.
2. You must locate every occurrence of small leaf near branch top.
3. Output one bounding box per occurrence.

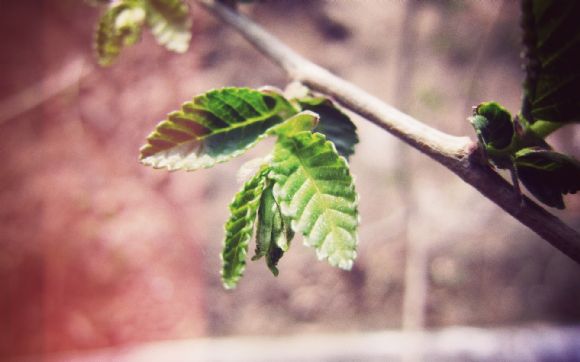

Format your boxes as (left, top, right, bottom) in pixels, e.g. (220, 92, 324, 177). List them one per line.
(297, 96, 359, 159)
(95, 1, 146, 66)
(92, 0, 191, 66)
(144, 0, 192, 53)
(270, 131, 359, 269)
(140, 87, 297, 171)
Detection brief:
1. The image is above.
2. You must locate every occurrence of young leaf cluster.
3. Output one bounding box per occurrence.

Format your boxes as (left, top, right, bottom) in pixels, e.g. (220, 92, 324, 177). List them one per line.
(469, 1, 580, 209)
(140, 87, 359, 288)
(470, 102, 580, 209)
(89, 0, 191, 66)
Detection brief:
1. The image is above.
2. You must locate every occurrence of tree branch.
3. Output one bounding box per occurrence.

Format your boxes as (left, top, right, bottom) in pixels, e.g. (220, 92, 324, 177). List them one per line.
(197, 0, 580, 265)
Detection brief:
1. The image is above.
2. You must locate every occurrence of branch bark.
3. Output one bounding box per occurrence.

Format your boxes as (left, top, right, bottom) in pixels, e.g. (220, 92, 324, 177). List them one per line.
(197, 0, 580, 264)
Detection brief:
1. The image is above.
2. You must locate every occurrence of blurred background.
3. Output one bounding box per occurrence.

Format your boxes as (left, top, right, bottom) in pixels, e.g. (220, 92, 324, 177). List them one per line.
(1, 0, 580, 361)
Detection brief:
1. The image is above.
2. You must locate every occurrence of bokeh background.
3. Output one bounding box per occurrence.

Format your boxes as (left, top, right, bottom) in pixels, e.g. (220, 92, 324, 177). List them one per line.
(1, 0, 579, 360)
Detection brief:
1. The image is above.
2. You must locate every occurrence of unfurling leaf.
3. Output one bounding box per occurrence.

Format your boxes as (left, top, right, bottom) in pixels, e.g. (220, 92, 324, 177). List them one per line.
(139, 87, 296, 171)
(252, 182, 290, 276)
(470, 102, 514, 152)
(95, 1, 146, 66)
(144, 0, 192, 53)
(221, 167, 269, 289)
(270, 131, 359, 269)
(297, 96, 359, 159)
(514, 148, 580, 209)
(468, 100, 574, 208)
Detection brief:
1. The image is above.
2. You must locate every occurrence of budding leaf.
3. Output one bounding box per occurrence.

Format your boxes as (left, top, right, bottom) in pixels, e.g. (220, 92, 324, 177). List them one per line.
(470, 101, 514, 153)
(469, 101, 578, 209)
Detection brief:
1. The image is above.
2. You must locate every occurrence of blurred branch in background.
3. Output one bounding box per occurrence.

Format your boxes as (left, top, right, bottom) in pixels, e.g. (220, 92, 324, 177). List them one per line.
(392, 2, 429, 361)
(391, 0, 425, 335)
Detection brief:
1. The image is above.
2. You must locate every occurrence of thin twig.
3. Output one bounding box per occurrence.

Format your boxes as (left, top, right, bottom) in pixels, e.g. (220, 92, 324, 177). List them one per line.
(197, 0, 580, 265)
(393, 0, 428, 336)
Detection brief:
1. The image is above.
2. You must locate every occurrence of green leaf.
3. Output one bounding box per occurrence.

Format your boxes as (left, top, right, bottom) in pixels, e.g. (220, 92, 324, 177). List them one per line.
(521, 0, 580, 130)
(221, 167, 269, 289)
(470, 102, 514, 152)
(144, 0, 192, 53)
(266, 110, 319, 137)
(515, 147, 580, 209)
(469, 101, 551, 169)
(252, 181, 290, 276)
(270, 131, 359, 269)
(297, 96, 359, 159)
(95, 0, 146, 66)
(140, 87, 297, 171)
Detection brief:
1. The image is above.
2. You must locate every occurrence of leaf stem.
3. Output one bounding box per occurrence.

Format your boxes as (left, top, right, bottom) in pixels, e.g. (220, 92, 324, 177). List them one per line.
(196, 0, 580, 265)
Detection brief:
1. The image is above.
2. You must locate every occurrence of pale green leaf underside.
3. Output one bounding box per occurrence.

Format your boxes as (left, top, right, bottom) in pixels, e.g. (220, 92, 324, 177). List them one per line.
(270, 131, 359, 269)
(145, 0, 192, 53)
(140, 87, 297, 171)
(221, 167, 269, 289)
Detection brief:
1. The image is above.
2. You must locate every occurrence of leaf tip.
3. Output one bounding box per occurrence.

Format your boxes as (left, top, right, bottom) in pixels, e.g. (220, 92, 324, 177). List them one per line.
(338, 258, 355, 271)
(221, 278, 238, 290)
(269, 266, 280, 277)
